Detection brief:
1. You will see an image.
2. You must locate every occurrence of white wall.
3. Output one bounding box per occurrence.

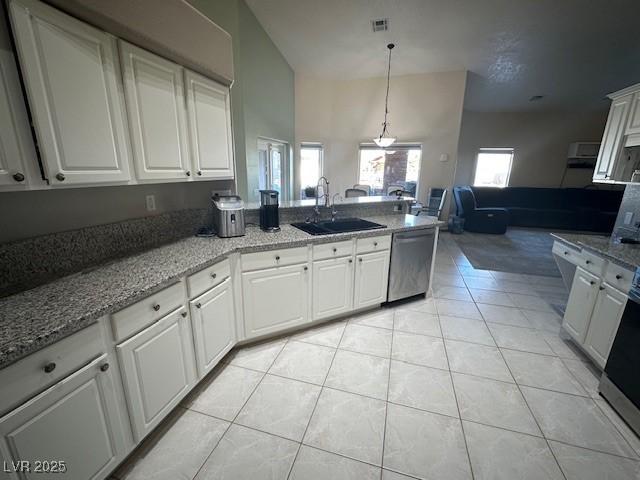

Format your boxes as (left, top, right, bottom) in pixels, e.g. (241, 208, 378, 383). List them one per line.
(295, 71, 467, 215)
(455, 110, 608, 188)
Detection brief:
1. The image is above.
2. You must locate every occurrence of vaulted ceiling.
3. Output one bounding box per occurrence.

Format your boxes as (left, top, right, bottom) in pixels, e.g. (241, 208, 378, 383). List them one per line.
(245, 0, 640, 111)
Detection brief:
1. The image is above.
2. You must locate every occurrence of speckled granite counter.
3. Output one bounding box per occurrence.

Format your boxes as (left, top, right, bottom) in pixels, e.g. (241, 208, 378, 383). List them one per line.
(0, 214, 441, 369)
(552, 232, 640, 270)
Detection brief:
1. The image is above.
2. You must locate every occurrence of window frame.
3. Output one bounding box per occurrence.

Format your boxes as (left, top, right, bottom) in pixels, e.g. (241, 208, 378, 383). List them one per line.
(299, 142, 324, 196)
(357, 143, 422, 198)
(472, 147, 514, 188)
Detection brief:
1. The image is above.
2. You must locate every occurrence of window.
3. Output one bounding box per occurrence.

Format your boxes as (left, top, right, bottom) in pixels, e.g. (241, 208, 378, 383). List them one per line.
(358, 144, 421, 196)
(300, 143, 323, 198)
(473, 148, 514, 188)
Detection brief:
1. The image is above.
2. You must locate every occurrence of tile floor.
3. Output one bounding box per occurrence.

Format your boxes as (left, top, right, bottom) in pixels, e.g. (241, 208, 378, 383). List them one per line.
(112, 234, 640, 480)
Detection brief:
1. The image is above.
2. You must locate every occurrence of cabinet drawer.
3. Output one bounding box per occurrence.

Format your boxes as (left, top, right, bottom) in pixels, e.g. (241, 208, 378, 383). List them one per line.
(187, 258, 230, 299)
(0, 323, 103, 415)
(356, 235, 391, 254)
(111, 281, 185, 342)
(580, 250, 607, 276)
(241, 246, 308, 271)
(313, 240, 353, 261)
(552, 241, 582, 266)
(604, 263, 634, 293)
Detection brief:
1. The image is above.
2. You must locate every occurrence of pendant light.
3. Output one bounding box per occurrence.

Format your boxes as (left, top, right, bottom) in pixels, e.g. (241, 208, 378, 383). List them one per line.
(373, 43, 396, 148)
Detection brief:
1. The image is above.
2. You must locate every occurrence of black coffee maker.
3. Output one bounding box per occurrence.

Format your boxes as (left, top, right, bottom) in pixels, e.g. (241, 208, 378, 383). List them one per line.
(259, 190, 280, 232)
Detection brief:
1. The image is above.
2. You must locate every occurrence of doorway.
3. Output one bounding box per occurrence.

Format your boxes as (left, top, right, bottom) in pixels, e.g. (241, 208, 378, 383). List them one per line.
(258, 139, 289, 199)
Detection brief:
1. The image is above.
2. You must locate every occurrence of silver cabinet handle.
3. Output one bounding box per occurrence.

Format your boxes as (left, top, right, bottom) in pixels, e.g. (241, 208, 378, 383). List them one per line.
(12, 172, 25, 182)
(589, 281, 595, 285)
(211, 272, 217, 279)
(374, 242, 378, 247)
(181, 311, 187, 318)
(333, 248, 337, 253)
(616, 274, 622, 280)
(586, 260, 591, 265)
(186, 171, 191, 176)
(349, 259, 353, 263)
(275, 255, 280, 261)
(44, 362, 56, 373)
(359, 258, 363, 263)
(100, 363, 110, 372)
(196, 302, 202, 308)
(152, 304, 160, 311)
(55, 173, 65, 182)
(599, 286, 605, 291)
(303, 266, 308, 271)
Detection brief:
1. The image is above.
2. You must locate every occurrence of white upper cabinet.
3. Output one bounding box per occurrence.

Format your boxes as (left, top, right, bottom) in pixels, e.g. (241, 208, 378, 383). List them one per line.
(593, 93, 631, 182)
(626, 92, 640, 136)
(8, 0, 131, 186)
(120, 41, 191, 182)
(0, 5, 39, 189)
(185, 70, 234, 179)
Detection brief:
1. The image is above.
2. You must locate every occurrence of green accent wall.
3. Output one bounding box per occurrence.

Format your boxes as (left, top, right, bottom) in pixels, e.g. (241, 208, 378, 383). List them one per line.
(188, 0, 295, 202)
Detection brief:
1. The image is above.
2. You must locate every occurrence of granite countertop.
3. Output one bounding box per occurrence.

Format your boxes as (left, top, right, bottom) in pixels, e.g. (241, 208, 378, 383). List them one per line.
(0, 214, 441, 369)
(244, 195, 414, 210)
(551, 232, 640, 270)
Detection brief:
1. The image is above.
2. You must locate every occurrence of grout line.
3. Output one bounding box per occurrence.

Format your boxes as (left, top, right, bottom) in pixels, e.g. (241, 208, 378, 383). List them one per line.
(285, 314, 348, 479)
(379, 307, 395, 479)
(190, 338, 288, 480)
(485, 318, 569, 480)
(439, 284, 476, 480)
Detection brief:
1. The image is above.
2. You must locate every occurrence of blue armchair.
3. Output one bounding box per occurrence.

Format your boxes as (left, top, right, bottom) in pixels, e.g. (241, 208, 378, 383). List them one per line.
(453, 186, 509, 234)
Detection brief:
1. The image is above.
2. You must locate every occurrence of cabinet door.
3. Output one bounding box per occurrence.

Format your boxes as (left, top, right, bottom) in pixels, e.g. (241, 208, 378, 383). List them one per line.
(0, 5, 38, 189)
(117, 307, 196, 442)
(120, 41, 191, 181)
(584, 283, 627, 368)
(626, 92, 640, 136)
(354, 251, 390, 309)
(562, 267, 600, 343)
(185, 70, 234, 180)
(313, 256, 354, 320)
(0, 355, 127, 480)
(8, 0, 131, 186)
(594, 94, 631, 181)
(242, 263, 309, 338)
(190, 278, 236, 378)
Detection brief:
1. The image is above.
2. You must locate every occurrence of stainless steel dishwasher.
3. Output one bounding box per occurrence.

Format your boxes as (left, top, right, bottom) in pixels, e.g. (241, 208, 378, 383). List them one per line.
(387, 228, 436, 302)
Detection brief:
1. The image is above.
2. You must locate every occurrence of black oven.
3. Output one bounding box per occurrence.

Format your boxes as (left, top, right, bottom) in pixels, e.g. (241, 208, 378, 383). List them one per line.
(601, 268, 640, 436)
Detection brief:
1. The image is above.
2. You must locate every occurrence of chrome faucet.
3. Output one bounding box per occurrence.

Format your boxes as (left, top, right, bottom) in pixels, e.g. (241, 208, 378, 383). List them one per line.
(314, 176, 330, 222)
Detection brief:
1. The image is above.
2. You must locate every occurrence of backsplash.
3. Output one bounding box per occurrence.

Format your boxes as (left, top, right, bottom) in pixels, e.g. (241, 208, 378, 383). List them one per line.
(0, 208, 209, 298)
(613, 185, 640, 240)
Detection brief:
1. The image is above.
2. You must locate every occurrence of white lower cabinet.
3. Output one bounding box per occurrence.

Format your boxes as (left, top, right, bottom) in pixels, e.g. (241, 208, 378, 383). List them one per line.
(354, 251, 390, 309)
(190, 278, 236, 378)
(562, 267, 600, 342)
(312, 256, 354, 320)
(0, 354, 127, 480)
(242, 263, 310, 338)
(584, 283, 627, 368)
(117, 307, 196, 442)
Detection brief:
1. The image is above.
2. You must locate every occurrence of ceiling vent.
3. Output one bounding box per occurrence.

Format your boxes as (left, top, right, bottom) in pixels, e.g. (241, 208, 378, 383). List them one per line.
(371, 19, 389, 32)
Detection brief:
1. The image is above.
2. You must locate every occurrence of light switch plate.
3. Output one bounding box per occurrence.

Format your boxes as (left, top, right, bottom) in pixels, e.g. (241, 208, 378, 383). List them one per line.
(624, 211, 634, 225)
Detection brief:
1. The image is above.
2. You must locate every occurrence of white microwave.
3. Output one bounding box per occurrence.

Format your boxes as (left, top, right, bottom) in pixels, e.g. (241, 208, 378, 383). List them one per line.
(567, 142, 600, 158)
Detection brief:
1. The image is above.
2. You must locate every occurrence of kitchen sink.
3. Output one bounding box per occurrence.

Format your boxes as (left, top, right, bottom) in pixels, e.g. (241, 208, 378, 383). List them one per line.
(291, 218, 386, 235)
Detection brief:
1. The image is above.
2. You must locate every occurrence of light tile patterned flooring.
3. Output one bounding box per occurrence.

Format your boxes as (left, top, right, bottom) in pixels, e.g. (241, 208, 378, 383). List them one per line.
(113, 234, 640, 480)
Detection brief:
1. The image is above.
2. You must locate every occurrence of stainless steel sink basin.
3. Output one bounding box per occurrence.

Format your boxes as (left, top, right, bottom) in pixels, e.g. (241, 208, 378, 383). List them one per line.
(291, 218, 386, 235)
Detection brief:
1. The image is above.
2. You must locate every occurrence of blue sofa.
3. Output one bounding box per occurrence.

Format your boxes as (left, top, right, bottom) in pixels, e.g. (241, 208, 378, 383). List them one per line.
(453, 187, 509, 234)
(453, 186, 623, 233)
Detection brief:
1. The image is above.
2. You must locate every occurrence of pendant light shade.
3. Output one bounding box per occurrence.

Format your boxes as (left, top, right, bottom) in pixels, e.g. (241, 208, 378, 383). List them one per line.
(373, 43, 396, 148)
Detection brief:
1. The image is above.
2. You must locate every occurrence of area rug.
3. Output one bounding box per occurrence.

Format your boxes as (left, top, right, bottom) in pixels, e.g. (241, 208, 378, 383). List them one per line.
(452, 227, 561, 277)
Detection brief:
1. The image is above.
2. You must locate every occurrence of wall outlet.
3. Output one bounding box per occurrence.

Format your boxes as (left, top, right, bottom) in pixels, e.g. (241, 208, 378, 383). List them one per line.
(145, 194, 156, 212)
(624, 211, 634, 225)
